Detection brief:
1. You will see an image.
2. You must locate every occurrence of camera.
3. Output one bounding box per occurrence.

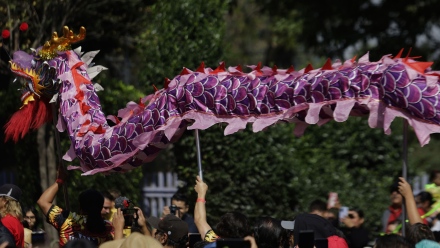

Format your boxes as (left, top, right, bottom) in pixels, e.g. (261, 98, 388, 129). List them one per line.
(169, 205, 180, 217)
(115, 196, 139, 228)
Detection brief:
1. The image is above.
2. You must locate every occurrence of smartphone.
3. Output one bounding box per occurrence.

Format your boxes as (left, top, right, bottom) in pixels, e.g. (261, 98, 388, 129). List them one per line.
(216, 238, 251, 248)
(339, 206, 349, 220)
(315, 238, 328, 248)
(189, 233, 202, 248)
(327, 192, 338, 209)
(298, 230, 314, 248)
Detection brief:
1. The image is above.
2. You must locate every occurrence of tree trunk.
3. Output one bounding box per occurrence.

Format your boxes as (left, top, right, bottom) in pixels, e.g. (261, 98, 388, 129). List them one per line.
(37, 125, 59, 247)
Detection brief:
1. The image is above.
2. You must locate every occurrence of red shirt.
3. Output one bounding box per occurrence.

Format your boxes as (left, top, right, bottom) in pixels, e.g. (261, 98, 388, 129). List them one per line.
(1, 214, 24, 248)
(387, 206, 428, 232)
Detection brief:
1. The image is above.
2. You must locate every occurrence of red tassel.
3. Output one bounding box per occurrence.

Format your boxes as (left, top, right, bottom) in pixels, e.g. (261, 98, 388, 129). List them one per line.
(32, 100, 52, 130)
(4, 100, 52, 142)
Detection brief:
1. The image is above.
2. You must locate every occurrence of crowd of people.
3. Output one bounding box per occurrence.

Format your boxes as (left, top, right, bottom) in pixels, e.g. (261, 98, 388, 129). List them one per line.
(0, 169, 440, 248)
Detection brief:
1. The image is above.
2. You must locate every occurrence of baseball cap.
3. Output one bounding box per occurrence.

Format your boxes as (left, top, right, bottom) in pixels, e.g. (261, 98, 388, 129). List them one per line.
(0, 184, 22, 201)
(158, 214, 189, 244)
(147, 216, 160, 229)
(282, 213, 337, 246)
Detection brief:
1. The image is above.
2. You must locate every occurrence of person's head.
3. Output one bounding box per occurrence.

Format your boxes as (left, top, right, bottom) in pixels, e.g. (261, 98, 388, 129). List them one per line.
(416, 192, 434, 213)
(430, 170, 440, 186)
(0, 184, 23, 221)
(101, 191, 115, 218)
(389, 182, 403, 208)
(100, 232, 163, 248)
(407, 223, 436, 246)
(79, 189, 106, 234)
(253, 217, 287, 248)
(155, 214, 188, 248)
(288, 213, 337, 247)
(308, 199, 327, 217)
(343, 208, 365, 228)
(23, 206, 40, 230)
(171, 193, 189, 216)
(374, 234, 410, 248)
(215, 212, 251, 238)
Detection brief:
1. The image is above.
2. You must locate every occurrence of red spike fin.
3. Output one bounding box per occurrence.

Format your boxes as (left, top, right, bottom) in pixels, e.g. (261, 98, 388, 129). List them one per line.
(139, 98, 146, 109)
(351, 55, 357, 63)
(236, 65, 243, 72)
(196, 62, 205, 73)
(254, 62, 263, 76)
(321, 58, 333, 70)
(403, 47, 413, 62)
(304, 64, 313, 73)
(287, 65, 295, 73)
(272, 65, 278, 74)
(394, 48, 404, 59)
(407, 61, 434, 74)
(153, 84, 158, 92)
(164, 78, 170, 89)
(210, 62, 226, 74)
(180, 68, 192, 75)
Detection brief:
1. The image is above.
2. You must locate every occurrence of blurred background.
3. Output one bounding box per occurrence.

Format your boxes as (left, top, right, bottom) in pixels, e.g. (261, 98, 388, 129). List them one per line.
(1, 0, 440, 244)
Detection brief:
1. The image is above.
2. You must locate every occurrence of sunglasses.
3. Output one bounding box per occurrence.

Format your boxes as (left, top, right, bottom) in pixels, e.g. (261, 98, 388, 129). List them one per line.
(348, 214, 356, 219)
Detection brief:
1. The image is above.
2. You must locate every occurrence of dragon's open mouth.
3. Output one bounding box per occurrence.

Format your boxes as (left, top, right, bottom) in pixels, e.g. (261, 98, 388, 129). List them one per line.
(9, 60, 59, 100)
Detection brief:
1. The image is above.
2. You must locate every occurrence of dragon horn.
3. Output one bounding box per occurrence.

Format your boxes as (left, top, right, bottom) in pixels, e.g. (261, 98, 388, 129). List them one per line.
(39, 26, 86, 60)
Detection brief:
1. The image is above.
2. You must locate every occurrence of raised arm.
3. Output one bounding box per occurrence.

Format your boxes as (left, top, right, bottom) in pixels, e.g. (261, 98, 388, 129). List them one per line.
(398, 177, 423, 224)
(37, 182, 60, 216)
(194, 176, 211, 237)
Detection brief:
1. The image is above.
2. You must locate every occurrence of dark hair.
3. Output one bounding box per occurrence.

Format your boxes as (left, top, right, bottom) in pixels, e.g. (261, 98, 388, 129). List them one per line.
(22, 206, 41, 231)
(172, 192, 189, 206)
(417, 191, 434, 206)
(308, 199, 327, 213)
(253, 217, 287, 248)
(374, 234, 410, 248)
(79, 189, 106, 234)
(216, 212, 251, 238)
(108, 188, 121, 199)
(407, 223, 436, 245)
(101, 190, 115, 202)
(349, 207, 365, 219)
(64, 239, 97, 248)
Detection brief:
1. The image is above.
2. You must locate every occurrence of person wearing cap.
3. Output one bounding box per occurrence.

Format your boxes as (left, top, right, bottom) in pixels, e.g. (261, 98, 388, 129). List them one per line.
(162, 192, 198, 233)
(153, 214, 188, 248)
(281, 213, 338, 247)
(147, 216, 160, 236)
(37, 168, 114, 247)
(0, 184, 24, 247)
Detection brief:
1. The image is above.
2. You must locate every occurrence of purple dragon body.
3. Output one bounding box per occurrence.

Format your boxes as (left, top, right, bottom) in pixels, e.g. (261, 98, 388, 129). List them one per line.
(7, 27, 440, 175)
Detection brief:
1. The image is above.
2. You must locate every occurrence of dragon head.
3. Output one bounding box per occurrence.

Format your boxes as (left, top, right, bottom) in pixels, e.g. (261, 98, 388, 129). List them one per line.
(5, 26, 86, 142)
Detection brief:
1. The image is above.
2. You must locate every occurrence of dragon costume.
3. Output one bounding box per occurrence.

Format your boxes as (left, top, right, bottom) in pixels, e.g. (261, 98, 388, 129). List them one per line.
(5, 27, 440, 175)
